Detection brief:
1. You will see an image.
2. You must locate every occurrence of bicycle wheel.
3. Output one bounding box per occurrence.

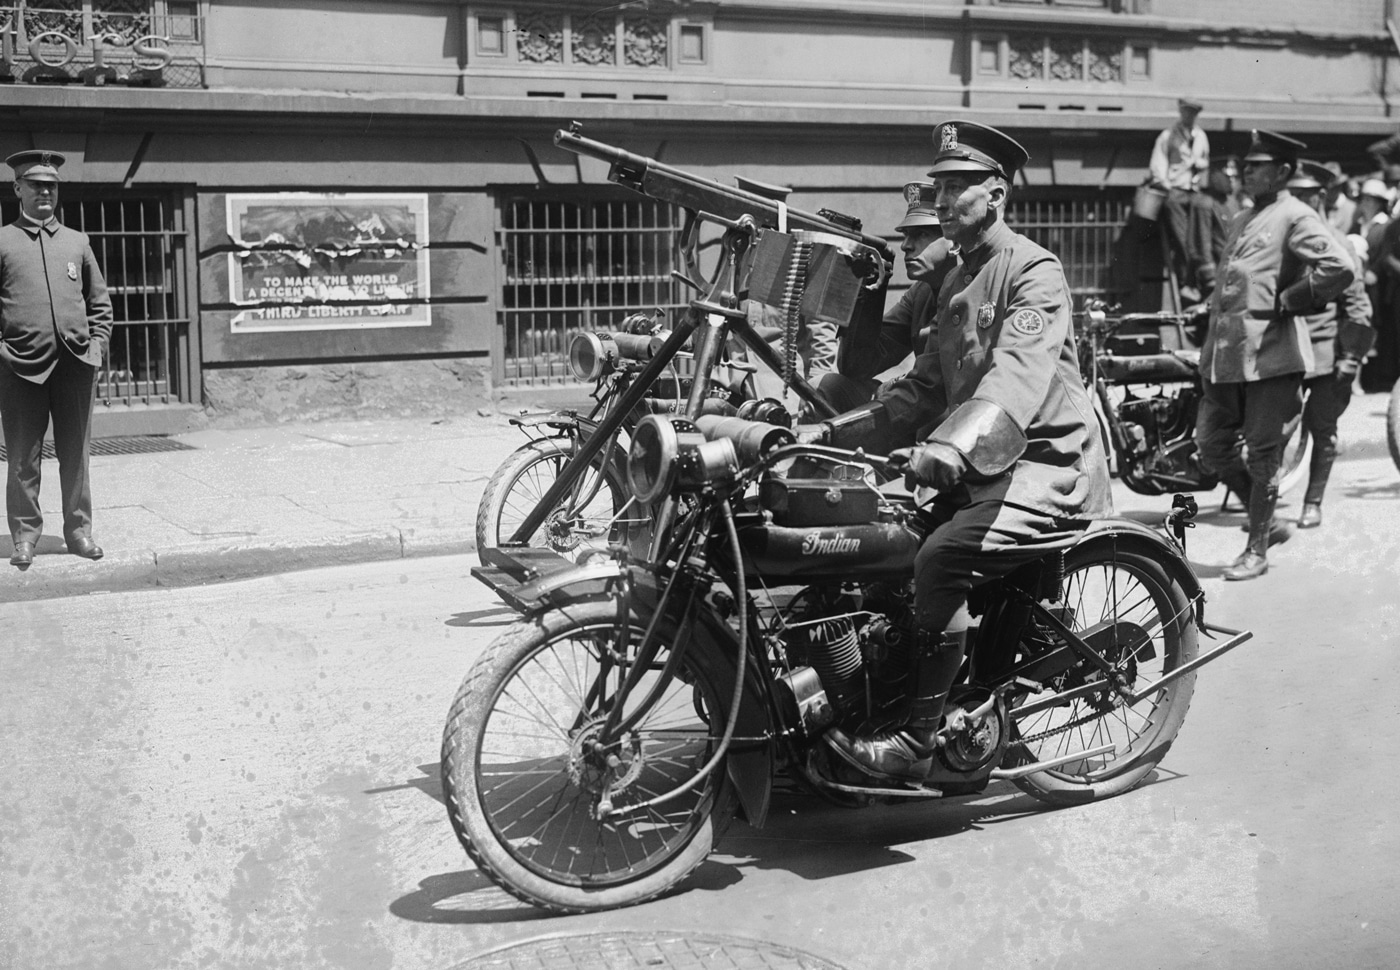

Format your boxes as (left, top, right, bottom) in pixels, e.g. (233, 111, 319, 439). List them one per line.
(441, 599, 736, 913)
(1277, 418, 1312, 497)
(1011, 545, 1199, 806)
(1388, 377, 1400, 474)
(475, 437, 633, 566)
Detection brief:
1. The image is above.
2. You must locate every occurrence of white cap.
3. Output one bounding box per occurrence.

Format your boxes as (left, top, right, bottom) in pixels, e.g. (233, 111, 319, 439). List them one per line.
(1360, 178, 1392, 201)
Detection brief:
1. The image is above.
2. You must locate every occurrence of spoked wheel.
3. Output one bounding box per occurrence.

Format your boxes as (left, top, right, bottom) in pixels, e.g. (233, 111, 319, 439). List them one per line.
(474, 437, 635, 566)
(1010, 545, 1198, 806)
(1387, 377, 1400, 475)
(441, 599, 735, 913)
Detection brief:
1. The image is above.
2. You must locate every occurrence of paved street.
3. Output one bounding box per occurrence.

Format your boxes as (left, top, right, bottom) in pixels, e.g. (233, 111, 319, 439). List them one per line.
(2, 413, 1399, 970)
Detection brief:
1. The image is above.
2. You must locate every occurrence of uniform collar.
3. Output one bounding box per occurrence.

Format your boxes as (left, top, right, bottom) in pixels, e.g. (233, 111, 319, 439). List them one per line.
(958, 219, 1014, 274)
(15, 212, 59, 236)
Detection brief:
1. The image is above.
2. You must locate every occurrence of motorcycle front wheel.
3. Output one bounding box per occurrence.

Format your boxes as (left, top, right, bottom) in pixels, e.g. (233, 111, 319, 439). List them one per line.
(1010, 545, 1199, 806)
(441, 600, 736, 913)
(474, 436, 633, 566)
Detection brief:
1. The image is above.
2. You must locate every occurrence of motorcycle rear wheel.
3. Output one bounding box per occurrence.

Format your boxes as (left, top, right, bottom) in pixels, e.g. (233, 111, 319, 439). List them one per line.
(1010, 546, 1198, 806)
(474, 436, 632, 566)
(441, 599, 736, 913)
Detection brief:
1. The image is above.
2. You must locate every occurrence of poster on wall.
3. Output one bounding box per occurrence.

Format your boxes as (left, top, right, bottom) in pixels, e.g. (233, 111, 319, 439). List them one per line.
(226, 193, 431, 333)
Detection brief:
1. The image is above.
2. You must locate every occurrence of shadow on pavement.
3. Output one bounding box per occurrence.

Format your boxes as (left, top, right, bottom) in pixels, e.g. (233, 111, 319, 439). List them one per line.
(363, 762, 443, 804)
(447, 605, 520, 627)
(389, 869, 555, 925)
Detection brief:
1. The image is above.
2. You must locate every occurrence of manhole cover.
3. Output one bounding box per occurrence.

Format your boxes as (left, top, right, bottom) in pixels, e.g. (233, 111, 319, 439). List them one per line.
(0, 435, 197, 461)
(454, 931, 851, 970)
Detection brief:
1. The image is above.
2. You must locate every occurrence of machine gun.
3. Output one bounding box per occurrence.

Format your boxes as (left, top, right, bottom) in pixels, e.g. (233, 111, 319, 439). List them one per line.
(554, 122, 894, 263)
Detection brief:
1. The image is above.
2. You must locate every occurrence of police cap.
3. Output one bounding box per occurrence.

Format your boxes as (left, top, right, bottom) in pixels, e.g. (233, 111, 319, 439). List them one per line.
(1287, 160, 1330, 192)
(1243, 130, 1307, 165)
(1178, 97, 1204, 113)
(5, 149, 66, 182)
(928, 120, 1030, 181)
(896, 181, 941, 231)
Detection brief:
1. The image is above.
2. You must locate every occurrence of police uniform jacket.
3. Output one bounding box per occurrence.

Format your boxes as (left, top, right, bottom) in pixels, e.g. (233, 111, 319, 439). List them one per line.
(875, 220, 1113, 521)
(0, 218, 113, 383)
(1202, 191, 1355, 384)
(837, 278, 939, 381)
(1301, 226, 1372, 378)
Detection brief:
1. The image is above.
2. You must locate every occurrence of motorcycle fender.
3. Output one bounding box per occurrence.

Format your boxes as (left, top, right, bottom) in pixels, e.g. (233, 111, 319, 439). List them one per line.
(628, 570, 775, 830)
(1074, 518, 1205, 626)
(509, 409, 585, 432)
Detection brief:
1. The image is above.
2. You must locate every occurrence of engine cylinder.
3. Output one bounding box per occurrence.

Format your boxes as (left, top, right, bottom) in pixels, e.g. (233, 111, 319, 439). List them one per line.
(796, 617, 864, 713)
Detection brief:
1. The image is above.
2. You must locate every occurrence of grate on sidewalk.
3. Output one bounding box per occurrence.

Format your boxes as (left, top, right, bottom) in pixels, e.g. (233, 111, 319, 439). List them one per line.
(0, 435, 197, 461)
(454, 931, 851, 970)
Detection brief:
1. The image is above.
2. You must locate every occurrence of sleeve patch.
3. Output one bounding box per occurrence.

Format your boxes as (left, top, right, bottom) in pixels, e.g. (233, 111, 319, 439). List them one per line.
(1011, 309, 1045, 336)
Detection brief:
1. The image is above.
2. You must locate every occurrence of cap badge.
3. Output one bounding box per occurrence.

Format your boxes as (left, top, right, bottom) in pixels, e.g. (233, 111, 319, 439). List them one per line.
(904, 183, 920, 205)
(67, 262, 78, 281)
(977, 303, 995, 329)
(41, 152, 55, 168)
(940, 124, 959, 153)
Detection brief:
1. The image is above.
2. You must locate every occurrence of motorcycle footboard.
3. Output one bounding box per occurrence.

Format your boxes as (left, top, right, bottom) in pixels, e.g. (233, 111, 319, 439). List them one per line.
(471, 545, 579, 611)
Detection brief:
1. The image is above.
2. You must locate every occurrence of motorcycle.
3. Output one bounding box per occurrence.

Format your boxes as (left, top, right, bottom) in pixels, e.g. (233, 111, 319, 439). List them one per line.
(441, 355, 1254, 913)
(1078, 299, 1310, 499)
(1388, 376, 1400, 475)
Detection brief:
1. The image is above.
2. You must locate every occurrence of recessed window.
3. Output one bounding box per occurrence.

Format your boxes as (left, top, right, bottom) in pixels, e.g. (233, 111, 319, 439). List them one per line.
(1130, 45, 1150, 79)
(679, 24, 705, 64)
(977, 38, 1001, 75)
(478, 16, 505, 56)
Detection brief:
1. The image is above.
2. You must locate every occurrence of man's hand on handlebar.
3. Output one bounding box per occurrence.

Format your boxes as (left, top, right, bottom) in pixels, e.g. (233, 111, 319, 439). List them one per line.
(793, 423, 830, 445)
(889, 443, 968, 492)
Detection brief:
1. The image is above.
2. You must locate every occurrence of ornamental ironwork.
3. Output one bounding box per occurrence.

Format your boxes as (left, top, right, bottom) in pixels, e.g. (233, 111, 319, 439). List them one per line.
(570, 12, 614, 65)
(516, 11, 564, 64)
(624, 17, 668, 68)
(1048, 37, 1083, 80)
(0, 2, 206, 87)
(1087, 40, 1122, 81)
(1009, 37, 1044, 80)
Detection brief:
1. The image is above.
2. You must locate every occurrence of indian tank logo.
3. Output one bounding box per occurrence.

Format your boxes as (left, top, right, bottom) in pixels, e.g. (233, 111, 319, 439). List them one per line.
(800, 532, 862, 555)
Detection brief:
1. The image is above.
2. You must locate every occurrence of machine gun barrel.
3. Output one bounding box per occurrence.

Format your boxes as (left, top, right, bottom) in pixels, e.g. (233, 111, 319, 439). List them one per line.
(554, 126, 894, 261)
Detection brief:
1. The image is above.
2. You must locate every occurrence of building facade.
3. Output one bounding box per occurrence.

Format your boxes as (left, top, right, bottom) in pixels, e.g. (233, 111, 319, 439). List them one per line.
(2, 0, 1398, 429)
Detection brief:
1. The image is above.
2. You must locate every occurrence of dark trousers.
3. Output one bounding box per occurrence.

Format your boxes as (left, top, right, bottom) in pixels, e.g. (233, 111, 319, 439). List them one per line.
(0, 352, 97, 545)
(1195, 375, 1304, 489)
(1163, 189, 1218, 294)
(913, 496, 1089, 634)
(1300, 372, 1352, 506)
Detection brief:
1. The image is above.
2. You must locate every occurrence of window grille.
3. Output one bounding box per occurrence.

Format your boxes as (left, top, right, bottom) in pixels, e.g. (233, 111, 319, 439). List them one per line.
(1, 190, 193, 406)
(498, 193, 686, 386)
(1007, 192, 1132, 305)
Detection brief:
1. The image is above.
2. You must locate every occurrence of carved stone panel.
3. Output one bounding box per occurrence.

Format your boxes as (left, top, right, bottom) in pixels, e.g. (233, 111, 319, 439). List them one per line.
(517, 12, 564, 64)
(571, 12, 615, 66)
(624, 17, 668, 68)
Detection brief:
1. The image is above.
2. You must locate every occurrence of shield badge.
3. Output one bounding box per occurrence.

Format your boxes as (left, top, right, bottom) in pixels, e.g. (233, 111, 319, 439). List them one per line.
(977, 303, 996, 329)
(66, 262, 78, 281)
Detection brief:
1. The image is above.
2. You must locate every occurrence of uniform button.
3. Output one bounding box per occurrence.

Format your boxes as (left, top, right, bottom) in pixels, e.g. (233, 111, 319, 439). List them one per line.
(956, 359, 963, 370)
(964, 275, 974, 284)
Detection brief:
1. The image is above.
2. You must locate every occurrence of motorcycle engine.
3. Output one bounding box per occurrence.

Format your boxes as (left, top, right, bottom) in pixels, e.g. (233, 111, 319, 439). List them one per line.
(773, 582, 916, 736)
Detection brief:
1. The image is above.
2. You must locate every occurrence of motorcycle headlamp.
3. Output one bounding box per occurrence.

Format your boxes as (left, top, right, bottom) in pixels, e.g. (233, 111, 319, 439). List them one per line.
(627, 415, 738, 504)
(569, 332, 619, 383)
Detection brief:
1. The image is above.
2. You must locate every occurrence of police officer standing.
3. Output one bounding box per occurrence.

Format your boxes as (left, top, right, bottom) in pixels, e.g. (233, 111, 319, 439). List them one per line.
(1284, 160, 1374, 530)
(817, 181, 955, 413)
(803, 121, 1112, 781)
(0, 150, 112, 569)
(1196, 131, 1355, 581)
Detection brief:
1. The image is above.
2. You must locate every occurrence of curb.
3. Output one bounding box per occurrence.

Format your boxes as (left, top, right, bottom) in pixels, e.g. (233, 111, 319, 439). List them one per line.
(3, 530, 479, 603)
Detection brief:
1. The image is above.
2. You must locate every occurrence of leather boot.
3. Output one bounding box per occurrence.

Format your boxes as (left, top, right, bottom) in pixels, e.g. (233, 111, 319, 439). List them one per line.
(1224, 483, 1278, 581)
(1299, 433, 1336, 529)
(825, 629, 966, 782)
(1297, 503, 1323, 529)
(1217, 466, 1253, 513)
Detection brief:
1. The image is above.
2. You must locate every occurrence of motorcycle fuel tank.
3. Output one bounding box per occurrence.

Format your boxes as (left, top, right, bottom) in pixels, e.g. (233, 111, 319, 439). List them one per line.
(738, 521, 921, 581)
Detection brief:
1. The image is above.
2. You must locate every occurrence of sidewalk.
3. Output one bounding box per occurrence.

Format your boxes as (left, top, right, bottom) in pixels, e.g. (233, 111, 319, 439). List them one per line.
(2, 392, 1395, 603)
(1, 410, 542, 602)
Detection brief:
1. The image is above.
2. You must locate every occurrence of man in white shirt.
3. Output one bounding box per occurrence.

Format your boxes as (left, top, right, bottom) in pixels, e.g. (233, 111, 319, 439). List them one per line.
(1150, 98, 1213, 298)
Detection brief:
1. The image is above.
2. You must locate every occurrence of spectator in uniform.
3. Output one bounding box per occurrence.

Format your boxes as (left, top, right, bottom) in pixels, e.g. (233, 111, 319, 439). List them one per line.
(1321, 162, 1357, 236)
(819, 181, 955, 413)
(1195, 131, 1355, 581)
(1284, 160, 1374, 530)
(1149, 98, 1213, 300)
(802, 120, 1112, 781)
(0, 150, 112, 569)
